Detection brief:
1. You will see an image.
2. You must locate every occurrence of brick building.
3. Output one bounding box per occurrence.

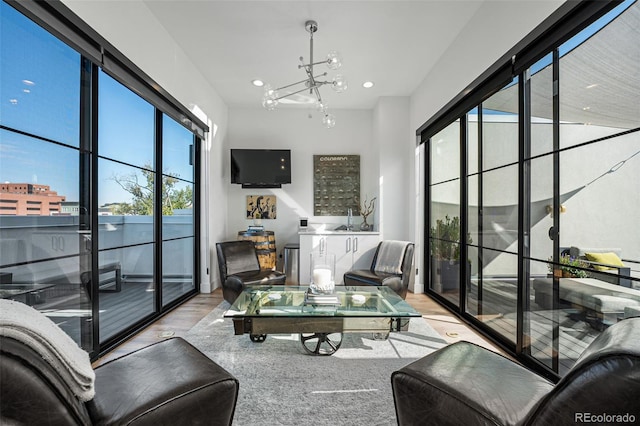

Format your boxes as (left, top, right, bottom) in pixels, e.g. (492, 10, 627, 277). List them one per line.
(0, 183, 66, 215)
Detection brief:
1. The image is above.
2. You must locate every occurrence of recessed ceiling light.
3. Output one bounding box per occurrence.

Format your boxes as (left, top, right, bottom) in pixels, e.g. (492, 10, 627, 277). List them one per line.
(252, 79, 264, 87)
(362, 81, 374, 89)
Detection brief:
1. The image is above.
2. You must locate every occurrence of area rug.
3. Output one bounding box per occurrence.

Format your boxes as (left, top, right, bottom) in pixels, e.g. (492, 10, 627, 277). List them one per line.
(185, 302, 447, 426)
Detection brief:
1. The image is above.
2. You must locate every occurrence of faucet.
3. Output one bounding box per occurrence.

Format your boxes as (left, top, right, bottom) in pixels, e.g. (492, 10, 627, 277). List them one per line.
(346, 208, 353, 231)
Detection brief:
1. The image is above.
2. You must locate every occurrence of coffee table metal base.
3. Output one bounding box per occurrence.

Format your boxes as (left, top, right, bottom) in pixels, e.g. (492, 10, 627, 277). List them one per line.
(300, 332, 343, 356)
(234, 316, 408, 355)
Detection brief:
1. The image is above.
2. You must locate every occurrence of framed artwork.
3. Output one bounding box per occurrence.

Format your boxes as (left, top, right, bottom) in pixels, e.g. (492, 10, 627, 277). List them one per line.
(246, 195, 277, 219)
(313, 155, 360, 216)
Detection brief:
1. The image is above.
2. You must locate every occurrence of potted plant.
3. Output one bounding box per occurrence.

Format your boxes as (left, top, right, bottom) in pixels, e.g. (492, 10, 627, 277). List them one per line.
(430, 215, 472, 291)
(547, 254, 590, 278)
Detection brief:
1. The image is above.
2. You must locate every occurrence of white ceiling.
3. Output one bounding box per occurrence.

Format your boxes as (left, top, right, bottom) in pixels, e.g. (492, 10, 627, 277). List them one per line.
(142, 0, 486, 110)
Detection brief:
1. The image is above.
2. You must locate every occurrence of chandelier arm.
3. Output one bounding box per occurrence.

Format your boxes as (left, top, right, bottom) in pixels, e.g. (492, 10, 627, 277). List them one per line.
(273, 86, 315, 101)
(303, 64, 320, 97)
(275, 77, 314, 92)
(308, 28, 314, 93)
(313, 86, 323, 104)
(299, 60, 331, 68)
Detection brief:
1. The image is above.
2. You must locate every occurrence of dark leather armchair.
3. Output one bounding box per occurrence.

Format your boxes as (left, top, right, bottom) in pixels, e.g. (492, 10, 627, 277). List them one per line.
(1, 336, 239, 425)
(216, 240, 286, 304)
(344, 240, 414, 299)
(391, 317, 640, 426)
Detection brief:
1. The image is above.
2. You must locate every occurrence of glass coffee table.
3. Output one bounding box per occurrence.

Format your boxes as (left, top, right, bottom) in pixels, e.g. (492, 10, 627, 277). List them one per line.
(224, 285, 421, 355)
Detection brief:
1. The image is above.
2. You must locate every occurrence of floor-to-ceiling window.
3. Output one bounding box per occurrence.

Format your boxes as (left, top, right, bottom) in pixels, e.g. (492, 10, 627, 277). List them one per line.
(421, 0, 640, 378)
(161, 114, 196, 307)
(0, 0, 205, 357)
(429, 120, 461, 307)
(97, 71, 157, 342)
(465, 81, 520, 344)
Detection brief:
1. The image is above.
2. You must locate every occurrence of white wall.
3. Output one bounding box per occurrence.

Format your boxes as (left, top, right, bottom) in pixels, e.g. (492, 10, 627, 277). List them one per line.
(62, 0, 230, 292)
(225, 107, 374, 269)
(373, 97, 412, 241)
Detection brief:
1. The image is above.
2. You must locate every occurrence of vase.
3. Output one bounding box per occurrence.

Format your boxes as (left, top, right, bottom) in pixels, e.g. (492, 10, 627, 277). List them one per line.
(360, 217, 372, 231)
(309, 252, 336, 294)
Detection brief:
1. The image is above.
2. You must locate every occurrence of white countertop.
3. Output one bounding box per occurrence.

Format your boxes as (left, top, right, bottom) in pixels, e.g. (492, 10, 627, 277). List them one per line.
(298, 229, 379, 235)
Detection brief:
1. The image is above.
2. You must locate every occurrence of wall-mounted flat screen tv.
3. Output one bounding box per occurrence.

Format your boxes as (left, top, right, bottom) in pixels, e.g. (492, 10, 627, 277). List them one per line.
(231, 149, 291, 188)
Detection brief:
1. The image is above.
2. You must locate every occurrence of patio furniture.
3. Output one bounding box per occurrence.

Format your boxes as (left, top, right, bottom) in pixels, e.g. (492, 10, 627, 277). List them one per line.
(532, 277, 640, 329)
(391, 317, 640, 425)
(564, 246, 632, 287)
(625, 305, 640, 318)
(343, 240, 414, 299)
(216, 240, 286, 304)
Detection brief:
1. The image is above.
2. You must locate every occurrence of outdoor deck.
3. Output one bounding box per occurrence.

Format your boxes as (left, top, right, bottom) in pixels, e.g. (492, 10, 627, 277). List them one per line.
(17, 278, 193, 348)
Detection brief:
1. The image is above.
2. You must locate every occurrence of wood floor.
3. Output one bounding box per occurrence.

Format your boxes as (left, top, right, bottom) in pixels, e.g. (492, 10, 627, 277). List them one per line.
(93, 288, 507, 367)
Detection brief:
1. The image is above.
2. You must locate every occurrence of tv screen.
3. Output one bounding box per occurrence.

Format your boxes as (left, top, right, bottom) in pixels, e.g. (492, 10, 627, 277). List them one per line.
(231, 149, 291, 188)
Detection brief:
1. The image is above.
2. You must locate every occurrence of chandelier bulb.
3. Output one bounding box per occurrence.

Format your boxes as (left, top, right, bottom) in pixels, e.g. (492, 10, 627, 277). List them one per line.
(331, 75, 348, 93)
(262, 97, 278, 110)
(322, 113, 336, 128)
(263, 84, 278, 99)
(326, 51, 342, 70)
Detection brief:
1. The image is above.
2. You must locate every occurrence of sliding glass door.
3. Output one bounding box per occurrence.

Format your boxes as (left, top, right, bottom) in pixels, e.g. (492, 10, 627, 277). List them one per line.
(465, 81, 520, 344)
(97, 71, 157, 342)
(161, 114, 196, 307)
(429, 120, 461, 307)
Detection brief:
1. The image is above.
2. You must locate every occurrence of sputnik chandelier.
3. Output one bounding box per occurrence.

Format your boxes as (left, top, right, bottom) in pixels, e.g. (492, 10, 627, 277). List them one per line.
(261, 20, 347, 128)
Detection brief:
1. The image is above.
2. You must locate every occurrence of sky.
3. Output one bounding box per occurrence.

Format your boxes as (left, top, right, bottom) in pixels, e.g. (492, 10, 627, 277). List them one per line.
(0, 1, 194, 206)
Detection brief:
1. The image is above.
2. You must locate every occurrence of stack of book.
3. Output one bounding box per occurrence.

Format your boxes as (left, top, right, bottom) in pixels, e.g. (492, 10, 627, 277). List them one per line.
(304, 288, 340, 306)
(247, 225, 264, 232)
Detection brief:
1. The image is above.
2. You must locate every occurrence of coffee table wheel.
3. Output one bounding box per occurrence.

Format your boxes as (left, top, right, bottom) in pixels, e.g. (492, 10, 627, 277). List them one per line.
(300, 332, 343, 356)
(250, 334, 267, 343)
(373, 332, 390, 341)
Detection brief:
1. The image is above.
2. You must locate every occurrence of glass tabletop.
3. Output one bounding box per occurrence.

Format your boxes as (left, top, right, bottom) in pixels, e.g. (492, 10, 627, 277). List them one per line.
(224, 285, 421, 318)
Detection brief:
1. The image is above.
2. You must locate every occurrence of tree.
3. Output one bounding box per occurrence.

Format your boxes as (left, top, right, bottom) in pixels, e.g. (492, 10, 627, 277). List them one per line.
(110, 165, 192, 215)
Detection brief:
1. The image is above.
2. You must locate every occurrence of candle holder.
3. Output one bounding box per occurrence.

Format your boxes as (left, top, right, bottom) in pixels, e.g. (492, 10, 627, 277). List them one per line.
(309, 252, 336, 294)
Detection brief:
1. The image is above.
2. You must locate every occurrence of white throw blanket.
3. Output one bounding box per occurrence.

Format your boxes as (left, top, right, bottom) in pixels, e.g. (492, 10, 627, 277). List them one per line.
(0, 299, 95, 401)
(373, 240, 409, 275)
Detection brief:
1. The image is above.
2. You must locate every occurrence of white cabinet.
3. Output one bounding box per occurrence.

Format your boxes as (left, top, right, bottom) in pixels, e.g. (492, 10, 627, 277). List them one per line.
(299, 232, 380, 284)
